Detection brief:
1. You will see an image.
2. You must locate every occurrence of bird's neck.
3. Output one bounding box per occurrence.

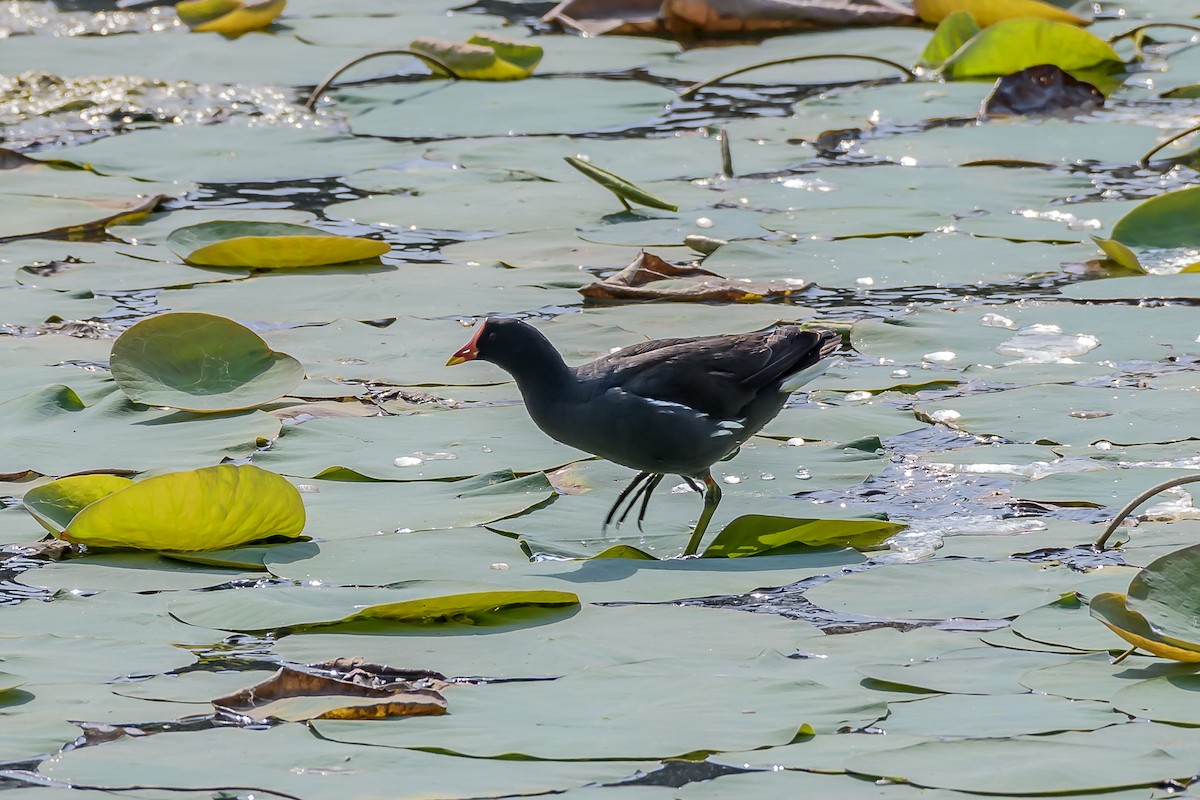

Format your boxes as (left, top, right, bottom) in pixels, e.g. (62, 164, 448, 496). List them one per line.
(489, 337, 575, 403)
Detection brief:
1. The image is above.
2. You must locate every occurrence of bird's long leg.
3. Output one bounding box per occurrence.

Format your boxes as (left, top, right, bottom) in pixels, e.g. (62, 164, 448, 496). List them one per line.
(603, 471, 652, 532)
(634, 474, 664, 531)
(682, 472, 722, 557)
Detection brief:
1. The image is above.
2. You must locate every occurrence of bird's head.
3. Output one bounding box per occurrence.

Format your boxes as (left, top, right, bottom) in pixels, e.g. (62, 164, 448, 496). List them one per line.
(446, 317, 528, 366)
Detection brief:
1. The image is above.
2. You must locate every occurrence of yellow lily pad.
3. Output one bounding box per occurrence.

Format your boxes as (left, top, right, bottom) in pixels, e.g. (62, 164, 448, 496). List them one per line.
(914, 0, 1088, 27)
(26, 465, 307, 551)
(177, 0, 285, 37)
(409, 33, 543, 81)
(1089, 593, 1200, 662)
(167, 220, 389, 268)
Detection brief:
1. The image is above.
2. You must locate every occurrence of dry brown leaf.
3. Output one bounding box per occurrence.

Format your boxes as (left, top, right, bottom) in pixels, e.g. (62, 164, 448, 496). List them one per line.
(579, 251, 808, 303)
(213, 660, 449, 722)
(544, 0, 915, 37)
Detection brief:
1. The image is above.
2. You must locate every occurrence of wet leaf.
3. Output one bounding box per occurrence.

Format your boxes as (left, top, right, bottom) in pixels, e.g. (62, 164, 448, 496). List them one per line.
(564, 156, 678, 212)
(38, 464, 306, 551)
(701, 515, 903, 558)
(212, 662, 448, 722)
(913, 0, 1089, 27)
(941, 19, 1122, 80)
(579, 251, 805, 303)
(110, 312, 304, 412)
(176, 0, 285, 37)
(166, 220, 389, 268)
(410, 33, 543, 80)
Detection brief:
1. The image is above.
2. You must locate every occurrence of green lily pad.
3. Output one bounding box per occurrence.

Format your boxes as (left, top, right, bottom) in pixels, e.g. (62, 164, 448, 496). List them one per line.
(858, 647, 1066, 695)
(341, 78, 676, 139)
(110, 312, 304, 412)
(169, 581, 579, 633)
(702, 515, 904, 558)
(1111, 674, 1200, 725)
(0, 384, 281, 475)
(915, 384, 1200, 447)
(41, 724, 648, 800)
(1063, 274, 1200, 301)
(941, 18, 1122, 79)
(275, 602, 821, 679)
(1110, 185, 1200, 248)
(167, 221, 389, 268)
(25, 465, 305, 551)
(315, 657, 886, 760)
(1008, 593, 1131, 652)
(26, 551, 259, 592)
(847, 736, 1193, 794)
(267, 531, 864, 602)
(877, 692, 1118, 737)
(804, 559, 1136, 621)
(1020, 653, 1200, 701)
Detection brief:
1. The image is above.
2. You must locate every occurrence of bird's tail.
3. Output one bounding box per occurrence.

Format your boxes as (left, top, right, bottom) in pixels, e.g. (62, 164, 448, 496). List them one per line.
(780, 329, 840, 393)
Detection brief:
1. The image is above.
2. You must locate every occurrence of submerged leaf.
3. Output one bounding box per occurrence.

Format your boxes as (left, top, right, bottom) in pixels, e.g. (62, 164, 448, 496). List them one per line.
(167, 220, 389, 268)
(409, 34, 543, 81)
(176, 0, 285, 36)
(941, 19, 1121, 80)
(58, 464, 306, 551)
(111, 312, 304, 412)
(702, 515, 904, 558)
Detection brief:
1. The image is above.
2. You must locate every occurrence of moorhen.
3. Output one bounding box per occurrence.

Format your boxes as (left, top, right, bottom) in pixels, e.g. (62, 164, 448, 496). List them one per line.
(447, 318, 840, 556)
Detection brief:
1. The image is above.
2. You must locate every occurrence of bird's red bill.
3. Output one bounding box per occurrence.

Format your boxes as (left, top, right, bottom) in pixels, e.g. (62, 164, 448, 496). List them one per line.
(446, 325, 485, 366)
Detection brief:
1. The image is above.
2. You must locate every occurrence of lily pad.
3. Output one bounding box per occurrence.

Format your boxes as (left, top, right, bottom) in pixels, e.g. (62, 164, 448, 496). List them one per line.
(167, 221, 389, 268)
(314, 658, 886, 759)
(1110, 185, 1200, 248)
(941, 18, 1121, 79)
(0, 384, 281, 475)
(110, 312, 304, 412)
(410, 33, 543, 81)
(702, 515, 903, 557)
(169, 582, 579, 633)
(41, 724, 649, 800)
(176, 0, 284, 36)
(25, 464, 305, 551)
(877, 692, 1117, 737)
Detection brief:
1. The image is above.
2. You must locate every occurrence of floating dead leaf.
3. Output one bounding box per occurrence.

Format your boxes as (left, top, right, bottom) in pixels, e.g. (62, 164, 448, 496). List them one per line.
(213, 659, 449, 722)
(543, 0, 915, 37)
(579, 251, 808, 303)
(982, 65, 1104, 117)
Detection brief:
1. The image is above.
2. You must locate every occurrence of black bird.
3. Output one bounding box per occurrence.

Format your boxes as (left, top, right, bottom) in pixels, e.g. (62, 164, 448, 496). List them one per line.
(447, 318, 839, 555)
